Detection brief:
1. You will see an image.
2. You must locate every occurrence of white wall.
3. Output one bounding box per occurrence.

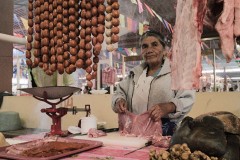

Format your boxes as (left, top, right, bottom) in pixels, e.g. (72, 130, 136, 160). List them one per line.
(188, 92, 240, 118)
(0, 95, 118, 130)
(1, 92, 240, 130)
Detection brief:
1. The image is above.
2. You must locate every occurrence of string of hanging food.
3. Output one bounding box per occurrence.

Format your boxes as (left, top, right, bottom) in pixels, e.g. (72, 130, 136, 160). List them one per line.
(26, 0, 119, 88)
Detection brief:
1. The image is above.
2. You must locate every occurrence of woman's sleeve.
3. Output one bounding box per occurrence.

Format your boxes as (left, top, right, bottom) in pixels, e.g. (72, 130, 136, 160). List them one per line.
(111, 76, 131, 113)
(168, 90, 196, 119)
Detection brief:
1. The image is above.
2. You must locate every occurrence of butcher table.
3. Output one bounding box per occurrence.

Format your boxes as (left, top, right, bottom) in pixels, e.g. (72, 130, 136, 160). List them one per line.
(4, 132, 156, 160)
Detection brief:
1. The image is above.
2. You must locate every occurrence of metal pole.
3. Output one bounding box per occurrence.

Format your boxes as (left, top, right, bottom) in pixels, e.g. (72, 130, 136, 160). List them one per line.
(97, 63, 101, 90)
(201, 37, 219, 41)
(122, 55, 126, 78)
(109, 53, 114, 94)
(223, 67, 227, 91)
(213, 49, 216, 91)
(237, 80, 240, 91)
(16, 55, 20, 95)
(0, 33, 26, 44)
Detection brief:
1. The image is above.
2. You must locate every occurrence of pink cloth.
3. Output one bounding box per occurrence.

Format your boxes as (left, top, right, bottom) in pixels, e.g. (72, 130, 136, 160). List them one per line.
(63, 145, 150, 160)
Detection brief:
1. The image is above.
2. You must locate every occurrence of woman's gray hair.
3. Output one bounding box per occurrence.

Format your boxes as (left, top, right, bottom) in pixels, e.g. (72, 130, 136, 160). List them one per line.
(140, 30, 166, 48)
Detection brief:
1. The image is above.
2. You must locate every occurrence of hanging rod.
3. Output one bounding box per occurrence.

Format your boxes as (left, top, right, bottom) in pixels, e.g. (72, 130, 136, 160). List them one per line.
(201, 37, 219, 41)
(0, 33, 26, 45)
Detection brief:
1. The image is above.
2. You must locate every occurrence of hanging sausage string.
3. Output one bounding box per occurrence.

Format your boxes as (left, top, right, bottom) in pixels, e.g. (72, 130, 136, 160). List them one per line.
(26, 0, 119, 88)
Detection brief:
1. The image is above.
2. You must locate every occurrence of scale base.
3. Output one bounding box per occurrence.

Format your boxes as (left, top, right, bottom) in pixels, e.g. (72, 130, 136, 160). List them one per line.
(45, 129, 69, 137)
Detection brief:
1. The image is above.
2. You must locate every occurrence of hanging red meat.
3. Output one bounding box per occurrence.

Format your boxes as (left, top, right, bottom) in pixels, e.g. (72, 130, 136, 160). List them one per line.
(215, 0, 235, 62)
(170, 0, 208, 90)
(234, 0, 240, 36)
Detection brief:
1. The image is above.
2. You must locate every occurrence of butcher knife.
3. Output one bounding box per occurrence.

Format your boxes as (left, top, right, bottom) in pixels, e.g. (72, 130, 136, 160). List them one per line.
(124, 141, 152, 155)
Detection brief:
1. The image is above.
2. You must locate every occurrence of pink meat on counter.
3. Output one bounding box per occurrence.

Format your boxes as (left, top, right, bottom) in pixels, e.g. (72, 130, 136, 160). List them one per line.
(118, 111, 171, 147)
(215, 0, 235, 62)
(151, 134, 171, 148)
(118, 111, 162, 137)
(234, 0, 240, 36)
(6, 140, 44, 155)
(118, 111, 134, 135)
(88, 128, 107, 138)
(170, 0, 207, 90)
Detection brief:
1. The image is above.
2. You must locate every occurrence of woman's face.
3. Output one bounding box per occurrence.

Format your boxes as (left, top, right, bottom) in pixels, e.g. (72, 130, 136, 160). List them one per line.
(141, 36, 164, 67)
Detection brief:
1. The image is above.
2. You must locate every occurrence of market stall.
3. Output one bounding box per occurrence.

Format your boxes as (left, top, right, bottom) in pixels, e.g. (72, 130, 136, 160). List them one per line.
(1, 92, 240, 159)
(0, 0, 240, 159)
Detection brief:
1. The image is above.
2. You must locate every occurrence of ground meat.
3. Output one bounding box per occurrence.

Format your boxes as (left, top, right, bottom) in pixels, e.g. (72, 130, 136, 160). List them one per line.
(5, 137, 90, 158)
(21, 141, 89, 157)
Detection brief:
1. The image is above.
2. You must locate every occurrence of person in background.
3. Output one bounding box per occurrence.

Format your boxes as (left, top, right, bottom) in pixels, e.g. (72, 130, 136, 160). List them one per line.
(131, 47, 138, 56)
(229, 84, 238, 92)
(111, 30, 196, 136)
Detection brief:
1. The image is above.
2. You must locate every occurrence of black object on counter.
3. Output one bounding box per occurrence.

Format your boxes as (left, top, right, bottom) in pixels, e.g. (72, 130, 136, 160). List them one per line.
(100, 128, 119, 133)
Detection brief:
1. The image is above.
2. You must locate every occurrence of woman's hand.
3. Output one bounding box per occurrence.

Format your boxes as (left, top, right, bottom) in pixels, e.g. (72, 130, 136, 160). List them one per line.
(115, 98, 127, 113)
(149, 102, 176, 121)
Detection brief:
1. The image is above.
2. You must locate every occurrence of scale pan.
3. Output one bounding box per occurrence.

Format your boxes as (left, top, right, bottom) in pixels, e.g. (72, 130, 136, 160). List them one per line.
(19, 86, 81, 99)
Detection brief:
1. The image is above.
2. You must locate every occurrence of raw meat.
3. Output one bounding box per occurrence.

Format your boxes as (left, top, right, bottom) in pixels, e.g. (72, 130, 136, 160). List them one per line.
(5, 137, 60, 155)
(151, 134, 171, 148)
(118, 111, 162, 137)
(170, 0, 207, 90)
(6, 139, 46, 155)
(203, 0, 239, 62)
(118, 111, 171, 148)
(88, 128, 107, 138)
(21, 141, 89, 157)
(215, 0, 235, 62)
(234, 0, 240, 36)
(5, 137, 89, 158)
(118, 111, 135, 136)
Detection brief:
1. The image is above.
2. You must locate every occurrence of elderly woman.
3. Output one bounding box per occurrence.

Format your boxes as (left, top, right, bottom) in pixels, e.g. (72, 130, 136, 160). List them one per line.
(112, 30, 196, 136)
